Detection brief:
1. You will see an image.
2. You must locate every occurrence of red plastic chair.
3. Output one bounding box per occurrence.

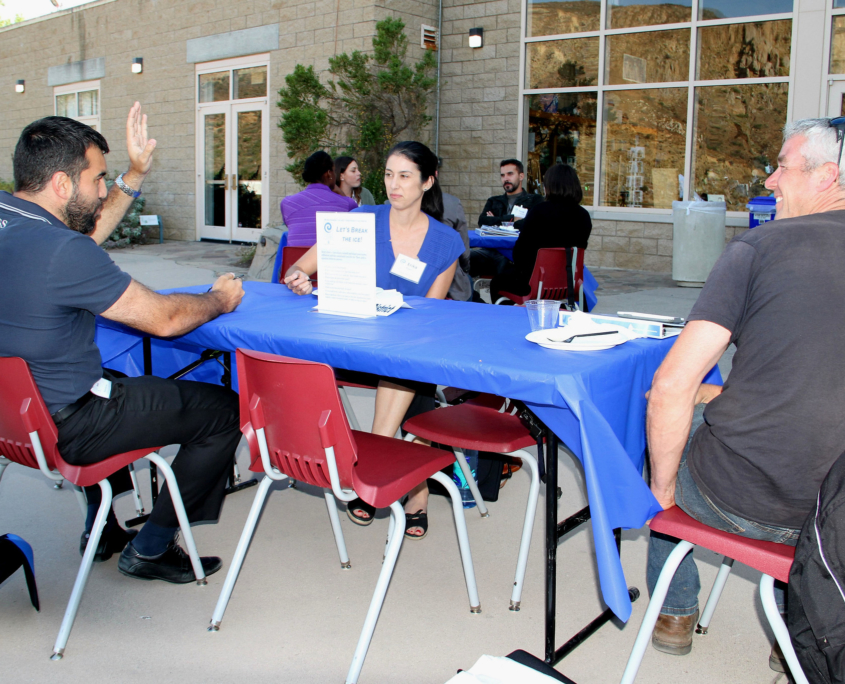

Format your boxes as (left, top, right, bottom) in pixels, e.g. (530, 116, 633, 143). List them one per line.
(0, 357, 208, 660)
(279, 245, 318, 287)
(208, 349, 480, 684)
(403, 394, 541, 610)
(494, 247, 586, 311)
(620, 506, 808, 684)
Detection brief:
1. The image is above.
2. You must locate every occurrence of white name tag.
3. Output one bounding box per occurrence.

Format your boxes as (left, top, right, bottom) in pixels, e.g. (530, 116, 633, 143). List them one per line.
(90, 377, 112, 399)
(390, 254, 426, 284)
(512, 204, 528, 219)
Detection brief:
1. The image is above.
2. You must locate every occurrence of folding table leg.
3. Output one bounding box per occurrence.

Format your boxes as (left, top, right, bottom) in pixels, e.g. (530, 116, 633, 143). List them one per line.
(209, 475, 274, 630)
(431, 470, 481, 613)
(51, 479, 113, 660)
(620, 540, 694, 684)
(346, 501, 405, 684)
(696, 557, 734, 634)
(760, 574, 809, 684)
(324, 490, 351, 569)
(509, 449, 540, 611)
(338, 386, 362, 432)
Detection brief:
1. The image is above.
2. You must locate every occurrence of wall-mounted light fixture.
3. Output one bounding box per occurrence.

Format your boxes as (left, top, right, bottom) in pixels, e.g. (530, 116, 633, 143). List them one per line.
(468, 27, 483, 49)
(15, 79, 24, 94)
(131, 57, 143, 74)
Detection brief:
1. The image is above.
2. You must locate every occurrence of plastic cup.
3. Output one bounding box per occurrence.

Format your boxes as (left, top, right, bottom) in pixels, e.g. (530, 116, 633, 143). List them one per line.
(525, 300, 561, 332)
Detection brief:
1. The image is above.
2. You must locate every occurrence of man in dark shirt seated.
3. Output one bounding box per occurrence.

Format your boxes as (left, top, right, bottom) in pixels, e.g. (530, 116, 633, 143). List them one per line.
(470, 159, 543, 279)
(0, 106, 244, 584)
(645, 118, 845, 672)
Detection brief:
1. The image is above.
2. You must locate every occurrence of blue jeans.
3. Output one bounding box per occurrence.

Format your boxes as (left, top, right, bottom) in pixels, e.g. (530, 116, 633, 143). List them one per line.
(646, 405, 799, 616)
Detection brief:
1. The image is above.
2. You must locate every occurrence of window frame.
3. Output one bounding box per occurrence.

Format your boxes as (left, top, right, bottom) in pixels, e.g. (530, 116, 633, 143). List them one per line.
(53, 79, 101, 130)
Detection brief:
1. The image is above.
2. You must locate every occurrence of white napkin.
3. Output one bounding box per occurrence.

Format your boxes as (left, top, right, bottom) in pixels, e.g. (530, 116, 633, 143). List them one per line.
(546, 310, 641, 343)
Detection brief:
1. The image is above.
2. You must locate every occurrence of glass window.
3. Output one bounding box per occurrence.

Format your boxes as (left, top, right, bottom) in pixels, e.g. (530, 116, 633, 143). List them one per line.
(77, 90, 98, 117)
(526, 38, 599, 90)
(56, 93, 76, 118)
(236, 110, 263, 229)
(698, 21, 791, 79)
(234, 66, 267, 99)
(836, 0, 845, 7)
(605, 29, 690, 85)
(699, 0, 792, 21)
(525, 92, 598, 204)
(600, 88, 687, 209)
(608, 1, 692, 30)
(832, 16, 845, 74)
(527, 0, 600, 37)
(692, 83, 787, 210)
(199, 72, 230, 103)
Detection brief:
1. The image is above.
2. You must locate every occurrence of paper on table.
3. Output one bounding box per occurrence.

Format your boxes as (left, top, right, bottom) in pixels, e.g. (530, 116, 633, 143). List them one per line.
(316, 211, 376, 318)
(311, 288, 412, 317)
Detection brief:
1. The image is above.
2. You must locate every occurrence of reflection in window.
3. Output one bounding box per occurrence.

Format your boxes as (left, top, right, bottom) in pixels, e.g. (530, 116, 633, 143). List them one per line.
(698, 21, 791, 80)
(204, 114, 227, 227)
(608, 1, 691, 30)
(77, 90, 98, 117)
(237, 111, 263, 229)
(55, 89, 98, 119)
(600, 88, 687, 209)
(832, 16, 845, 74)
(525, 93, 598, 204)
(836, 0, 845, 7)
(234, 66, 267, 99)
(56, 93, 76, 118)
(527, 0, 599, 37)
(692, 83, 787, 211)
(605, 29, 689, 85)
(199, 72, 230, 103)
(699, 0, 792, 20)
(526, 38, 599, 90)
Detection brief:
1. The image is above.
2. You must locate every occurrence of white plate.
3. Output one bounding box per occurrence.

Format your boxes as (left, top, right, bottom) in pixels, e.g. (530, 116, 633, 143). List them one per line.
(525, 328, 629, 351)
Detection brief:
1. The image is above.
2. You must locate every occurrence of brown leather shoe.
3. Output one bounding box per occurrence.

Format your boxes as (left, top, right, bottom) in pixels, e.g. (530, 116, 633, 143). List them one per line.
(769, 640, 787, 674)
(651, 609, 699, 655)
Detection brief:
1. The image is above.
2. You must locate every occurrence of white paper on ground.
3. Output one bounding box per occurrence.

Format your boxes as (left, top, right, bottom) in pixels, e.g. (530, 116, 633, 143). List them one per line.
(444, 655, 563, 683)
(316, 211, 376, 317)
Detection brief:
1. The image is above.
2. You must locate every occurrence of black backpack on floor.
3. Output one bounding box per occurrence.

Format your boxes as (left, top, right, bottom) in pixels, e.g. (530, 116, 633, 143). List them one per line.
(788, 450, 845, 684)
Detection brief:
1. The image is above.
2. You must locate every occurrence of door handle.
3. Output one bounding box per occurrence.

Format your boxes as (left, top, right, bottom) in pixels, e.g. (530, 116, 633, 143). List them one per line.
(225, 174, 230, 191)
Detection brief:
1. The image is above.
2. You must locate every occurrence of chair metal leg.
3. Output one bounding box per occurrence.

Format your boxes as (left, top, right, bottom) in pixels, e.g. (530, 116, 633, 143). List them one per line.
(435, 387, 447, 407)
(453, 447, 489, 518)
(126, 463, 145, 516)
(760, 574, 809, 684)
(338, 386, 362, 432)
(431, 470, 481, 613)
(509, 449, 540, 611)
(209, 475, 274, 631)
(71, 485, 88, 519)
(0, 456, 9, 484)
(696, 557, 734, 634)
(346, 501, 406, 684)
(620, 539, 695, 684)
(324, 490, 351, 569)
(51, 479, 113, 660)
(144, 452, 206, 585)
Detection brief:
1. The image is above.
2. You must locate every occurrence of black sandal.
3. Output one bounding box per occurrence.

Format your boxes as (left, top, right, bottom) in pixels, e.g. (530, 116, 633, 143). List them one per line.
(404, 510, 428, 540)
(347, 498, 376, 526)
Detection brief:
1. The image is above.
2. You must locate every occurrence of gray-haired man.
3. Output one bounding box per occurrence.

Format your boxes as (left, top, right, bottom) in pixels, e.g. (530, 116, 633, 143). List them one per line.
(645, 118, 845, 669)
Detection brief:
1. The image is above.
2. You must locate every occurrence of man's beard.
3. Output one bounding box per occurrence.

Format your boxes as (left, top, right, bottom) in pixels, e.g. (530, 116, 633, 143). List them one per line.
(502, 181, 516, 193)
(63, 187, 104, 235)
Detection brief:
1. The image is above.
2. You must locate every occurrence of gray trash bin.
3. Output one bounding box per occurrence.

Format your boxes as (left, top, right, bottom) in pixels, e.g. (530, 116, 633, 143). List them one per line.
(671, 200, 726, 288)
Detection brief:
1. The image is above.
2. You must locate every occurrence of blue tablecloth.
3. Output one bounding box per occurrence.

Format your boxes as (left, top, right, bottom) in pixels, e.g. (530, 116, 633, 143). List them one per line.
(95, 282, 717, 621)
(469, 230, 599, 311)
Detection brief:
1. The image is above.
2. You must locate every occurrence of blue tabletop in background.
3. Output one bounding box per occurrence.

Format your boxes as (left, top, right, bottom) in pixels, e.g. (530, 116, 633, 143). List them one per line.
(96, 282, 717, 621)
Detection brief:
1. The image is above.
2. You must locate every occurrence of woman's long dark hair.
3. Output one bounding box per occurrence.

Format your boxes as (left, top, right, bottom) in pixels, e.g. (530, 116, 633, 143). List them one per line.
(543, 164, 584, 203)
(334, 155, 361, 203)
(385, 141, 444, 222)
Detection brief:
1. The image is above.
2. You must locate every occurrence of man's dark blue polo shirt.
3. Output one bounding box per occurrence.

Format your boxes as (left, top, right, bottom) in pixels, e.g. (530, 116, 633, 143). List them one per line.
(0, 192, 131, 413)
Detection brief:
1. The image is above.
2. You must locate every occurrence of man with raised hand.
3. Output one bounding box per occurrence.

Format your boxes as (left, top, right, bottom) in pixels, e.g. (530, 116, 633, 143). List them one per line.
(0, 104, 244, 583)
(645, 118, 845, 672)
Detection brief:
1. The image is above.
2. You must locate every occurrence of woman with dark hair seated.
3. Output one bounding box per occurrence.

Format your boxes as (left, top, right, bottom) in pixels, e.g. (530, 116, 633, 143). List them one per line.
(334, 155, 376, 206)
(489, 164, 592, 304)
(281, 150, 358, 247)
(284, 141, 464, 540)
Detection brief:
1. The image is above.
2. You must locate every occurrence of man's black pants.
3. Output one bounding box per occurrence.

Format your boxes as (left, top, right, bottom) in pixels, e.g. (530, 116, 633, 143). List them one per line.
(55, 374, 241, 528)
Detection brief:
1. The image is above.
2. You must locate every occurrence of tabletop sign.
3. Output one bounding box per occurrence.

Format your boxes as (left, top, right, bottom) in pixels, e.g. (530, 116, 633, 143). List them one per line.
(316, 211, 377, 318)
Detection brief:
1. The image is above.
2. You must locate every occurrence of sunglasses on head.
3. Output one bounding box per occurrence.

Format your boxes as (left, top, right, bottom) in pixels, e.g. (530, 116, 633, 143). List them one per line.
(831, 116, 845, 167)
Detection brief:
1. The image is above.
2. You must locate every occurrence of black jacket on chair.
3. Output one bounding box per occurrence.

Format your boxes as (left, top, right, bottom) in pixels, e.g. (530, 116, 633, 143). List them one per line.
(477, 191, 544, 230)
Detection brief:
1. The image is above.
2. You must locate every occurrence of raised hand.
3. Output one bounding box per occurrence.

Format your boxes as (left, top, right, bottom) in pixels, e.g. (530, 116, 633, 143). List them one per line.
(126, 101, 157, 177)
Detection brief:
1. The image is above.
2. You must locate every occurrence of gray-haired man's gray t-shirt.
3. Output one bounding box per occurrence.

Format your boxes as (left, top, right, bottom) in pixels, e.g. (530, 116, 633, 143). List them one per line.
(686, 210, 845, 529)
(0, 192, 131, 413)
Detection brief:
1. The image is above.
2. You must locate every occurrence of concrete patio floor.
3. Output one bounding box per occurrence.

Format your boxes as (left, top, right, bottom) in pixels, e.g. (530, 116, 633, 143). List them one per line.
(0, 242, 780, 684)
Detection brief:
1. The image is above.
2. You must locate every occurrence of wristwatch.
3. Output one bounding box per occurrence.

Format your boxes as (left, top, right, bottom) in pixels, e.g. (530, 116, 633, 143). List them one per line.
(115, 173, 142, 199)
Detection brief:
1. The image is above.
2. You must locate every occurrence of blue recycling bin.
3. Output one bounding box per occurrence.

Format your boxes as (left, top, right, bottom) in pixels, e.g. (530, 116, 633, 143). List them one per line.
(747, 195, 777, 229)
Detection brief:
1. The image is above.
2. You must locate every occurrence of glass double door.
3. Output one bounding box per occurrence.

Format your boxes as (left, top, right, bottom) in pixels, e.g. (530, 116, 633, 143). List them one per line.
(199, 102, 266, 242)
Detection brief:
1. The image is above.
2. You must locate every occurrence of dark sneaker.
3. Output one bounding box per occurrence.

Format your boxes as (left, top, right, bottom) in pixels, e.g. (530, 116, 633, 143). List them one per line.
(118, 540, 222, 584)
(651, 609, 699, 656)
(79, 526, 138, 563)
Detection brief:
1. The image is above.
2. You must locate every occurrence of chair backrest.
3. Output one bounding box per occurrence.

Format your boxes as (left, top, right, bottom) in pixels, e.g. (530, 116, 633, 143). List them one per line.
(235, 349, 357, 490)
(527, 247, 584, 302)
(279, 246, 318, 287)
(0, 357, 60, 472)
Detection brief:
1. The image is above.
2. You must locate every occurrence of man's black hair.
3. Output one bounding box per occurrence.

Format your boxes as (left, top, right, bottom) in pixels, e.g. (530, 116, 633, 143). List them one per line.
(302, 150, 334, 184)
(13, 116, 109, 194)
(543, 163, 583, 203)
(500, 158, 524, 174)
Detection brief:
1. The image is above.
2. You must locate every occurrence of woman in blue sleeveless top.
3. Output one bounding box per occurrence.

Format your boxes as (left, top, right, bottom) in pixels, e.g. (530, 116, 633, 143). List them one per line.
(285, 141, 464, 539)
